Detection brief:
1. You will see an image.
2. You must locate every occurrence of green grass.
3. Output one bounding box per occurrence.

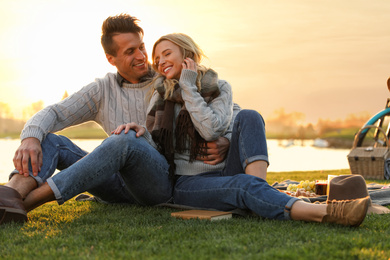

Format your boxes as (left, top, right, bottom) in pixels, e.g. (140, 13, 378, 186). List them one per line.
(320, 128, 360, 140)
(1, 169, 390, 259)
(0, 132, 20, 139)
(56, 127, 107, 139)
(0, 123, 108, 140)
(1, 124, 360, 141)
(56, 124, 107, 140)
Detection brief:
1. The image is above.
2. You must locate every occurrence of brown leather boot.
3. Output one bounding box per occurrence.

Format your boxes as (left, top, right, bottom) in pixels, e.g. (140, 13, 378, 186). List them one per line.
(0, 186, 28, 224)
(322, 196, 370, 227)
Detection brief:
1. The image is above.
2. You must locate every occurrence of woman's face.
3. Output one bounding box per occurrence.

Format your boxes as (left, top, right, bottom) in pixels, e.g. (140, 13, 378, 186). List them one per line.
(154, 40, 183, 80)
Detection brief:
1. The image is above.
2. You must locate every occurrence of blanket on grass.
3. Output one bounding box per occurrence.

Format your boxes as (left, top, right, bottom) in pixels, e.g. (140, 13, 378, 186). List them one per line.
(271, 179, 390, 206)
(75, 179, 390, 216)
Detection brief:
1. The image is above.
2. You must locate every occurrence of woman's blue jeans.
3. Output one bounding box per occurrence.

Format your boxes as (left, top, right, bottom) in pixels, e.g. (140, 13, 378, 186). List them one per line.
(174, 110, 300, 220)
(12, 132, 172, 205)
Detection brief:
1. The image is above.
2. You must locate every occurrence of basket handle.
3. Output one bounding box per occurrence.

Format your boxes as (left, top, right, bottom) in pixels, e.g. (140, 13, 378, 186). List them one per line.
(352, 125, 390, 149)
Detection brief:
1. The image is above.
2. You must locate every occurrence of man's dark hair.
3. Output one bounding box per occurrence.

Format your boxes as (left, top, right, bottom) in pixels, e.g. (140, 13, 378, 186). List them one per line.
(101, 14, 144, 56)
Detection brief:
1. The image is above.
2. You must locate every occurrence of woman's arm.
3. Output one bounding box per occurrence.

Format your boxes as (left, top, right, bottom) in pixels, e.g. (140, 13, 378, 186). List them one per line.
(199, 103, 241, 165)
(179, 69, 233, 141)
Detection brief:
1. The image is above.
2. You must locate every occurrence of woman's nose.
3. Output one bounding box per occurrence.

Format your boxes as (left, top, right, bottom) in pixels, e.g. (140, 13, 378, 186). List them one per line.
(159, 57, 165, 65)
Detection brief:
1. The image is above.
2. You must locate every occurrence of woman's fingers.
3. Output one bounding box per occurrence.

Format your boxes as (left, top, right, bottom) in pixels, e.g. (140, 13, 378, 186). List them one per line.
(183, 58, 197, 71)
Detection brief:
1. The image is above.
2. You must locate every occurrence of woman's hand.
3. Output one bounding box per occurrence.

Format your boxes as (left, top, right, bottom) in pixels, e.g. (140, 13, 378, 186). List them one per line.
(111, 122, 146, 137)
(182, 57, 197, 72)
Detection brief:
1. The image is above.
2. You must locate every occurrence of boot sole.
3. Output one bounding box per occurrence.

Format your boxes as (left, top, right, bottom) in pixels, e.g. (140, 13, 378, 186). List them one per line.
(0, 206, 28, 225)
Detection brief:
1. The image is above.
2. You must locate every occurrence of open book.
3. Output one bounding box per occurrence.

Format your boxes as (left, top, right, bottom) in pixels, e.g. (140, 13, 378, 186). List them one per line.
(171, 210, 232, 221)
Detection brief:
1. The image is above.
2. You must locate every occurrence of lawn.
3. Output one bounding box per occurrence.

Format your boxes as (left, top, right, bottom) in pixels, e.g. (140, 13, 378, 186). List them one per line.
(1, 169, 390, 259)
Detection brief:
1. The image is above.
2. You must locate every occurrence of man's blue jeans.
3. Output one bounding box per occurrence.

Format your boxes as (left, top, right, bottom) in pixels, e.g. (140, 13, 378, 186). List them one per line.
(174, 110, 300, 220)
(12, 132, 172, 205)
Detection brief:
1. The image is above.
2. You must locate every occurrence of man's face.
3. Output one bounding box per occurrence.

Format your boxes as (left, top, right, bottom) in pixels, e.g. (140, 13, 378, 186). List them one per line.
(106, 32, 148, 84)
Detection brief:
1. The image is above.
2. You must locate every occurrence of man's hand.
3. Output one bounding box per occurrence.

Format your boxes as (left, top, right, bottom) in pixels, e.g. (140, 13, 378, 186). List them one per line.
(13, 137, 42, 177)
(111, 122, 146, 137)
(197, 137, 230, 165)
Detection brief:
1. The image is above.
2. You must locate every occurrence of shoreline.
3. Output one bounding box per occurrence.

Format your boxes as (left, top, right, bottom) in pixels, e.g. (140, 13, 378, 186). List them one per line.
(0, 136, 353, 149)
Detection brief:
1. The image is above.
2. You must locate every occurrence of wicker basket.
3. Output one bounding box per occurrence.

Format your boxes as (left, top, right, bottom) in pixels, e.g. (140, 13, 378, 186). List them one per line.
(347, 125, 390, 179)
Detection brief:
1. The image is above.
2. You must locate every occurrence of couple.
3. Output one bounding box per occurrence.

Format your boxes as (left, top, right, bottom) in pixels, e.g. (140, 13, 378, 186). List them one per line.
(1, 14, 369, 227)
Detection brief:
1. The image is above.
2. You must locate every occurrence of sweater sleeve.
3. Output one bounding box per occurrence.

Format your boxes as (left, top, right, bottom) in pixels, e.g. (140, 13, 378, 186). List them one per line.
(222, 103, 241, 141)
(20, 82, 102, 143)
(179, 69, 233, 141)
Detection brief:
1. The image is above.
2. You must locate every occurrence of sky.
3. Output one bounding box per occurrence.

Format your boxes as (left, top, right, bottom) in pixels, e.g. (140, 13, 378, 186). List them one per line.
(1, 0, 390, 123)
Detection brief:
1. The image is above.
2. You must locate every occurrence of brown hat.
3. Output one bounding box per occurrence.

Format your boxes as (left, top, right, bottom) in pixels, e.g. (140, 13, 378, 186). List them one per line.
(328, 174, 390, 214)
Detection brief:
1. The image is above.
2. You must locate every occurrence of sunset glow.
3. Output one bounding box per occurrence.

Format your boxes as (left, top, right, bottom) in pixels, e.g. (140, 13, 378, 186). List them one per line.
(1, 0, 390, 122)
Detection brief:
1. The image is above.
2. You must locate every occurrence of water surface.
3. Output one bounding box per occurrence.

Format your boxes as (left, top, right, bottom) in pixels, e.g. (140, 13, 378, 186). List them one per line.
(0, 139, 350, 183)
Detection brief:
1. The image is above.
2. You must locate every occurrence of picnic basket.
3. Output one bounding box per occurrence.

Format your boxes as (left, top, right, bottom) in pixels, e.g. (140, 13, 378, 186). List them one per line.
(347, 125, 390, 179)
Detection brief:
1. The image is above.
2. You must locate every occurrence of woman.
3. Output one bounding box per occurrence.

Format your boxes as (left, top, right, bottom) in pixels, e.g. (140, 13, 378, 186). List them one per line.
(114, 33, 370, 227)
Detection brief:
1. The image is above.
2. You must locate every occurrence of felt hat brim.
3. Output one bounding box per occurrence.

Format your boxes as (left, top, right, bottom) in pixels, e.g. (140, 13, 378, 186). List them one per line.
(328, 174, 390, 215)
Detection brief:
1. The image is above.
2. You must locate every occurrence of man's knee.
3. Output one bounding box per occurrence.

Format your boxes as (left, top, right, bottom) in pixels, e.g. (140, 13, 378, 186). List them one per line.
(42, 133, 68, 147)
(103, 131, 141, 149)
(44, 133, 61, 143)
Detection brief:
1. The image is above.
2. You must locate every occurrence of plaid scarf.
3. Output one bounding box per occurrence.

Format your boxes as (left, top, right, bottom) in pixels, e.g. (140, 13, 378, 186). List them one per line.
(146, 69, 220, 176)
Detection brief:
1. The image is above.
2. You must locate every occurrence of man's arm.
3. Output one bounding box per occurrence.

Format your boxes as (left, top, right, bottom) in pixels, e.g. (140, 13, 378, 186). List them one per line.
(21, 82, 101, 143)
(14, 82, 102, 176)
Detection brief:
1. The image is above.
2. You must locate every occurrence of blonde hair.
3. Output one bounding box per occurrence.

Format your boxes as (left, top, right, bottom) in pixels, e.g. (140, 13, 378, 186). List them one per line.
(151, 33, 208, 99)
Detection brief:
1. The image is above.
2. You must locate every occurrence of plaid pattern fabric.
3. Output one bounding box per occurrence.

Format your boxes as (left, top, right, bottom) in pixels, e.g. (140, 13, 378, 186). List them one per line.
(146, 69, 220, 175)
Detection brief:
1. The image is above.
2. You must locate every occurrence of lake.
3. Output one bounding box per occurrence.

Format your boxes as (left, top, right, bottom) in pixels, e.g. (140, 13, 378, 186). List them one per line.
(0, 139, 351, 183)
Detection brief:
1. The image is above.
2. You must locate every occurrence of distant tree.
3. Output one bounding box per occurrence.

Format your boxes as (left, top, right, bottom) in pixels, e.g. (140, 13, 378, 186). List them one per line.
(316, 112, 371, 135)
(302, 123, 317, 139)
(344, 112, 371, 128)
(316, 118, 341, 136)
(0, 102, 12, 118)
(266, 108, 306, 138)
(267, 108, 306, 127)
(22, 100, 44, 120)
(62, 91, 69, 100)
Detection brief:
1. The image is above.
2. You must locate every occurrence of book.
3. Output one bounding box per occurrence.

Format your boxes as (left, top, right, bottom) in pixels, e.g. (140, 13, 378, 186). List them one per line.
(171, 210, 232, 221)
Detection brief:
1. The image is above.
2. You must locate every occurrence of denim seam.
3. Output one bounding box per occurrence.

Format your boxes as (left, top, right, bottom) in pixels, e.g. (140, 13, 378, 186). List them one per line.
(237, 124, 248, 170)
(126, 143, 170, 174)
(243, 155, 270, 169)
(284, 197, 301, 220)
(245, 189, 292, 220)
(175, 185, 289, 220)
(59, 146, 87, 159)
(47, 178, 65, 205)
(8, 170, 45, 186)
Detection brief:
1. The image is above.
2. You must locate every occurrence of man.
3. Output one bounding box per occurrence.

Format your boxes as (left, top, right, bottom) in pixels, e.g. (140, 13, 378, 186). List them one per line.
(0, 14, 231, 224)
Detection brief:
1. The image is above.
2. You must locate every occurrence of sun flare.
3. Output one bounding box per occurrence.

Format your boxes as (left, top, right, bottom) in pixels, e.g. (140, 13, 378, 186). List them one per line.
(1, 0, 390, 122)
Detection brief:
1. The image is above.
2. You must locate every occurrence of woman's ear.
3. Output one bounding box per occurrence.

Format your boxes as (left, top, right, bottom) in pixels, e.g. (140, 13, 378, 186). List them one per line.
(183, 50, 194, 60)
(187, 52, 194, 59)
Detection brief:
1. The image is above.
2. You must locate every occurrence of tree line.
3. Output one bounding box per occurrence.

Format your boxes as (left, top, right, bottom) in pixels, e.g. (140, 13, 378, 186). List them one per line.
(0, 96, 372, 140)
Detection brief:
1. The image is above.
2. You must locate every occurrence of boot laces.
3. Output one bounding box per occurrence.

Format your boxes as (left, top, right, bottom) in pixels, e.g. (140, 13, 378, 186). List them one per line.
(330, 200, 346, 219)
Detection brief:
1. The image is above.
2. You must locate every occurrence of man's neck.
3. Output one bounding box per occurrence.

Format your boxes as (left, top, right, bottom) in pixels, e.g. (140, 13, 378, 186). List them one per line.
(116, 64, 155, 86)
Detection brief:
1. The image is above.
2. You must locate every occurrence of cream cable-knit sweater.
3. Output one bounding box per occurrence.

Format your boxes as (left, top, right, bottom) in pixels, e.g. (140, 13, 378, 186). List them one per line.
(21, 73, 151, 142)
(21, 71, 240, 176)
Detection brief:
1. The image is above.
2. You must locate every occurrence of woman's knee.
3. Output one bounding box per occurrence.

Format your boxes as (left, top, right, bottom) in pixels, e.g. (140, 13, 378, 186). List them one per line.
(237, 109, 264, 122)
